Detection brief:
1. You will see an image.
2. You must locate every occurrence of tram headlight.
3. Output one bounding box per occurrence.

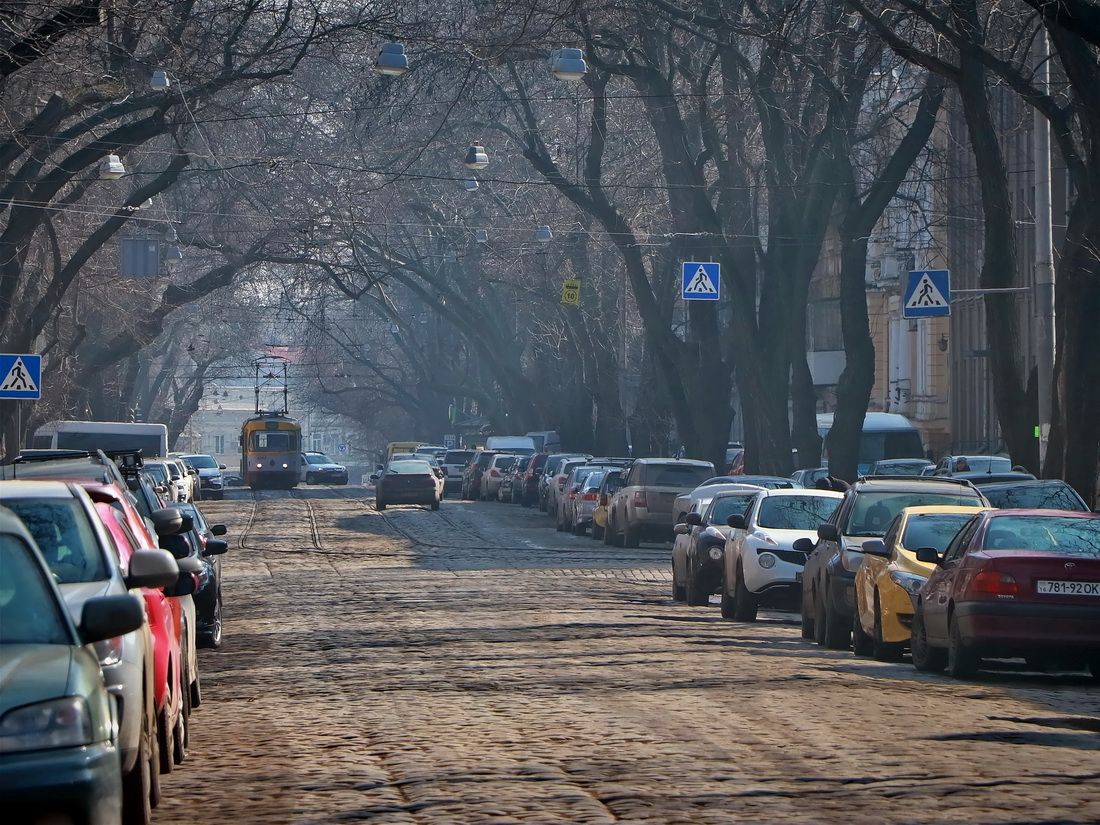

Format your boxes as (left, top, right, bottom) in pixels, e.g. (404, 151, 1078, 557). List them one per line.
(256, 463, 263, 469)
(281, 463, 289, 468)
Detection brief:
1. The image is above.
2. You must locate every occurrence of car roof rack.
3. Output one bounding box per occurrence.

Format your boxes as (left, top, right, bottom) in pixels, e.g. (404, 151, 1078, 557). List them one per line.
(13, 449, 92, 462)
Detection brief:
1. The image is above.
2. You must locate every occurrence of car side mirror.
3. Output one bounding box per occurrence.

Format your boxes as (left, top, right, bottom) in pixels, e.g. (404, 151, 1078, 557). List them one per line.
(684, 512, 703, 526)
(151, 507, 184, 536)
(80, 594, 145, 643)
(673, 523, 689, 535)
(210, 524, 227, 536)
(369, 474, 380, 483)
(202, 538, 229, 557)
(125, 548, 179, 590)
(219, 464, 227, 470)
(861, 539, 890, 558)
(726, 514, 746, 530)
(915, 547, 943, 564)
(817, 523, 840, 542)
(792, 537, 815, 553)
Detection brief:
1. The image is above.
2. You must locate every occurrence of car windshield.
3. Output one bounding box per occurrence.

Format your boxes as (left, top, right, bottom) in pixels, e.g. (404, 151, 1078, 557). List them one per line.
(757, 495, 841, 530)
(386, 460, 433, 475)
(651, 465, 714, 487)
(707, 493, 761, 525)
(901, 513, 976, 553)
(4, 498, 108, 583)
(186, 455, 219, 469)
(982, 515, 1100, 555)
(0, 536, 72, 645)
(847, 491, 982, 537)
(144, 463, 169, 484)
(306, 453, 333, 465)
(980, 482, 1087, 511)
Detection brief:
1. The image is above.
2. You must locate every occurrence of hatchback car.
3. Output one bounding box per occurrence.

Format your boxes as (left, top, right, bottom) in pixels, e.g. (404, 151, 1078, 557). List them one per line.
(0, 507, 146, 825)
(373, 459, 443, 510)
(801, 476, 987, 649)
(853, 505, 989, 661)
(482, 453, 520, 501)
(911, 510, 1100, 679)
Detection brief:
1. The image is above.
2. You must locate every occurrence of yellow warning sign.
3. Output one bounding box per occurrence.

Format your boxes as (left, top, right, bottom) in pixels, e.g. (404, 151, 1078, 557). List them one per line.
(561, 278, 581, 305)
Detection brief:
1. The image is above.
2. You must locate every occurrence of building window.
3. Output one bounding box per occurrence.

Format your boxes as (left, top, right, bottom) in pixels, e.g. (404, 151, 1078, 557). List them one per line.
(213, 434, 225, 454)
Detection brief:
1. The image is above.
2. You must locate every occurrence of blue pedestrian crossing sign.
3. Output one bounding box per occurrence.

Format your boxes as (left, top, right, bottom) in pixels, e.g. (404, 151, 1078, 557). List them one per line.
(903, 270, 951, 318)
(0, 354, 41, 399)
(682, 262, 720, 301)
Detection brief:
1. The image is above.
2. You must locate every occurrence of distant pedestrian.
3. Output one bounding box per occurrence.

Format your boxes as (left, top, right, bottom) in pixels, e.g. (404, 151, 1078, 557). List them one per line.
(815, 475, 851, 492)
(954, 457, 970, 472)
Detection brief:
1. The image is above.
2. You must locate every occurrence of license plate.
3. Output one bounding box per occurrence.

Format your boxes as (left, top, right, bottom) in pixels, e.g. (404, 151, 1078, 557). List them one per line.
(1036, 580, 1100, 596)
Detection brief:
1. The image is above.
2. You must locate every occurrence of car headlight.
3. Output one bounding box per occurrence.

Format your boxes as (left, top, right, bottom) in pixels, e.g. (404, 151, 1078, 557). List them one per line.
(0, 696, 93, 752)
(93, 635, 124, 667)
(758, 552, 777, 569)
(888, 571, 928, 597)
(708, 546, 723, 561)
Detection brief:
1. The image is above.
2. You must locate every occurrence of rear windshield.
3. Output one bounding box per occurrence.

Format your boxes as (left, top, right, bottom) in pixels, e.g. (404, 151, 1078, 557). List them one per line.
(386, 460, 434, 474)
(846, 491, 983, 537)
(980, 482, 1087, 512)
(305, 453, 334, 465)
(650, 465, 714, 487)
(444, 451, 476, 465)
(982, 515, 1100, 556)
(4, 497, 109, 583)
(757, 495, 841, 530)
(901, 513, 976, 553)
(185, 455, 219, 469)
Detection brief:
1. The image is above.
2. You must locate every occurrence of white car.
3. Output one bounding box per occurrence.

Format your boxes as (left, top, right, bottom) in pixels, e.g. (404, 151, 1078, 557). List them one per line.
(720, 488, 844, 621)
(672, 481, 767, 527)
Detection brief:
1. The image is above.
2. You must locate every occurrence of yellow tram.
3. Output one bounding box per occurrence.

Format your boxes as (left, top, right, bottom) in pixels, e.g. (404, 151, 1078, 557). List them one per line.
(240, 413, 301, 490)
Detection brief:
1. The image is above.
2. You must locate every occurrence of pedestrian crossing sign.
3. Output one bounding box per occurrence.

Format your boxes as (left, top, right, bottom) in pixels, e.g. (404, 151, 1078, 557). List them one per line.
(903, 270, 951, 318)
(0, 353, 41, 399)
(682, 262, 720, 301)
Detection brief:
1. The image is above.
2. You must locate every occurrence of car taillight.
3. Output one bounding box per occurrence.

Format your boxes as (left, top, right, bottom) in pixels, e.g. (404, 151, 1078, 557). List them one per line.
(583, 492, 598, 502)
(967, 570, 1018, 597)
(490, 469, 500, 477)
(633, 491, 647, 508)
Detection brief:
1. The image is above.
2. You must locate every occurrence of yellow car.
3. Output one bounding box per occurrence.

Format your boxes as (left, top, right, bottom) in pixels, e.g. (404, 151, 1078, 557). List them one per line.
(853, 504, 990, 661)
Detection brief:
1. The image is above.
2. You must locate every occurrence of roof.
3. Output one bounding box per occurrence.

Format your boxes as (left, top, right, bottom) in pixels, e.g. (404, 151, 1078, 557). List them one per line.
(0, 479, 80, 498)
(851, 476, 982, 493)
(816, 412, 918, 431)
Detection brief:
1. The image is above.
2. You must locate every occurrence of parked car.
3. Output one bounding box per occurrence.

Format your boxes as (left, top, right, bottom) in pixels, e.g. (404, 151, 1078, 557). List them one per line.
(300, 451, 349, 485)
(672, 488, 769, 605)
(0, 480, 180, 824)
(790, 467, 830, 487)
(853, 505, 989, 661)
(496, 456, 527, 503)
(977, 478, 1092, 511)
(927, 454, 1013, 476)
(801, 476, 988, 649)
(0, 506, 147, 825)
(721, 488, 845, 620)
(373, 459, 443, 510)
(167, 455, 199, 501)
(442, 449, 477, 493)
(173, 501, 229, 650)
(140, 460, 174, 502)
(674, 481, 767, 526)
(538, 453, 592, 512)
(910, 510, 1100, 679)
(866, 458, 935, 476)
(515, 452, 550, 507)
(145, 458, 190, 503)
(557, 466, 606, 534)
(460, 450, 500, 500)
(545, 457, 590, 521)
(178, 453, 226, 499)
(591, 469, 624, 542)
(482, 453, 519, 501)
(606, 459, 716, 547)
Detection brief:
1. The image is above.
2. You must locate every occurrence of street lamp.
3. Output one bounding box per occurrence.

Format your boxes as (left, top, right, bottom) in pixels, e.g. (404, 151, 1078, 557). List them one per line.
(535, 225, 553, 246)
(151, 71, 171, 90)
(475, 229, 488, 243)
(99, 154, 126, 179)
(464, 143, 489, 169)
(374, 42, 409, 76)
(463, 177, 479, 191)
(549, 48, 587, 81)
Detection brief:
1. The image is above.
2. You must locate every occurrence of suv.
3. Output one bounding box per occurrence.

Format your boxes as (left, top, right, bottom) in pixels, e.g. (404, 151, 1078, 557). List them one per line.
(460, 450, 500, 500)
(179, 453, 227, 499)
(300, 451, 349, 485)
(1, 480, 180, 822)
(442, 449, 476, 492)
(800, 476, 988, 649)
(606, 458, 716, 547)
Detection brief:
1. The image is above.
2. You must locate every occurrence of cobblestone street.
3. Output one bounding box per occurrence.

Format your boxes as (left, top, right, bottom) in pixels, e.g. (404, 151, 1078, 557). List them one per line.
(153, 487, 1100, 824)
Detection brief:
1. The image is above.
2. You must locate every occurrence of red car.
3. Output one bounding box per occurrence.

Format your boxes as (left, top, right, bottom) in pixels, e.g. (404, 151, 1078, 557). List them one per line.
(911, 509, 1100, 679)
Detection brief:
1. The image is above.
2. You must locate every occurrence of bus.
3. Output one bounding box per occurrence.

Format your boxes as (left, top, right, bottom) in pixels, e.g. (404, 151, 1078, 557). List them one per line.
(31, 420, 169, 457)
(817, 412, 924, 474)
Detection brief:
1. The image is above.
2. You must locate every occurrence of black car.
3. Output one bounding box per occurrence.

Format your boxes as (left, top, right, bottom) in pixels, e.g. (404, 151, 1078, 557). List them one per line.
(801, 476, 988, 649)
(172, 502, 229, 649)
(977, 478, 1091, 511)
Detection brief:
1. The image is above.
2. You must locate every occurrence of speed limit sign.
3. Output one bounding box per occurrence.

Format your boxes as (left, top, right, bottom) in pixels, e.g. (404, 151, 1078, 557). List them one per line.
(561, 278, 581, 305)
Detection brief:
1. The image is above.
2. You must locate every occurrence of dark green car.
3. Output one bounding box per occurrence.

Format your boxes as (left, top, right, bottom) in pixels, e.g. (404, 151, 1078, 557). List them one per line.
(0, 507, 144, 825)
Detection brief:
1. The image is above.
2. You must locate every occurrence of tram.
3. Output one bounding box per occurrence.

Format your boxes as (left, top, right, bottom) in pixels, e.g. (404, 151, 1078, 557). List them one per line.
(240, 413, 301, 489)
(240, 355, 300, 490)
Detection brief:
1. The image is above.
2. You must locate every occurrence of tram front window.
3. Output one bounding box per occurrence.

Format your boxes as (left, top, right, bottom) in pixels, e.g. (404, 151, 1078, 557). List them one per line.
(252, 431, 294, 451)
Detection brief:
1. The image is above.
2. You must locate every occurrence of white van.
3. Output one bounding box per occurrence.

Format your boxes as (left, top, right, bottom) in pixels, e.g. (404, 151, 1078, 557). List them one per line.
(484, 436, 537, 456)
(525, 431, 562, 453)
(817, 412, 924, 475)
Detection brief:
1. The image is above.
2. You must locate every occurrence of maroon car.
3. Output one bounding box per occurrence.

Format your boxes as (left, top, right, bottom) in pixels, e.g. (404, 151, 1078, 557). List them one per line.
(372, 459, 442, 511)
(910, 509, 1100, 679)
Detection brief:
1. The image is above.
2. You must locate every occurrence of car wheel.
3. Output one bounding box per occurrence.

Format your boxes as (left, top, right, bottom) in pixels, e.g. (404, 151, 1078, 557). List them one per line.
(604, 515, 617, 546)
(198, 590, 223, 650)
(431, 498, 440, 511)
(180, 660, 192, 748)
(910, 608, 946, 672)
(157, 708, 173, 774)
(685, 560, 709, 606)
(306, 472, 315, 484)
(813, 589, 828, 645)
(732, 564, 758, 622)
(572, 518, 586, 536)
(376, 499, 387, 510)
(720, 583, 735, 618)
(622, 522, 640, 548)
(190, 668, 202, 709)
(852, 608, 874, 657)
(872, 598, 905, 662)
(822, 597, 851, 650)
(800, 589, 815, 638)
(121, 705, 156, 825)
(172, 697, 186, 765)
(1088, 657, 1100, 683)
(591, 523, 604, 541)
(947, 613, 980, 679)
(555, 507, 566, 531)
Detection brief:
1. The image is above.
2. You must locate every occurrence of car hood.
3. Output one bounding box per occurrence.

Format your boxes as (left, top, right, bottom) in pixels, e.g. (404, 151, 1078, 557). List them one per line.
(196, 468, 222, 478)
(59, 579, 114, 614)
(749, 527, 822, 549)
(0, 645, 77, 715)
(308, 462, 345, 471)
